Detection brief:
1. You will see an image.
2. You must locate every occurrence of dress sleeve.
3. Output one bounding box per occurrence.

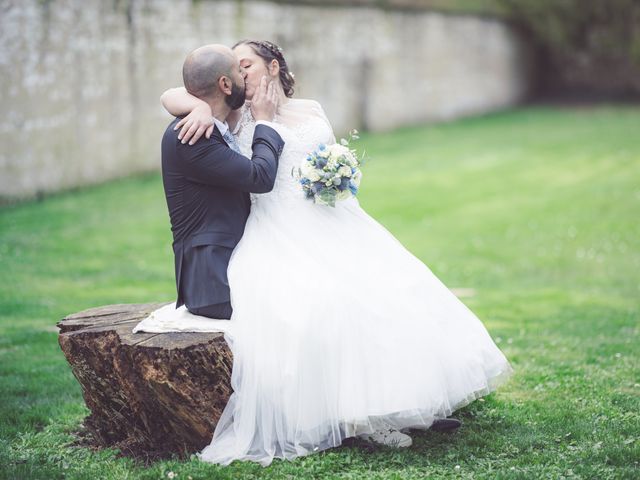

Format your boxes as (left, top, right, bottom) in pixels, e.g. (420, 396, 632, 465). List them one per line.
(309, 100, 337, 145)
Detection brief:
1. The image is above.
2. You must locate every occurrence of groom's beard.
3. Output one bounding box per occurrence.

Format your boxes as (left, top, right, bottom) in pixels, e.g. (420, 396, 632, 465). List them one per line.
(225, 82, 246, 110)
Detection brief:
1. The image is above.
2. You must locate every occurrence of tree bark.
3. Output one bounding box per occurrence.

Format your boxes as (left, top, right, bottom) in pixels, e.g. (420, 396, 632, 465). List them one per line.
(57, 303, 233, 460)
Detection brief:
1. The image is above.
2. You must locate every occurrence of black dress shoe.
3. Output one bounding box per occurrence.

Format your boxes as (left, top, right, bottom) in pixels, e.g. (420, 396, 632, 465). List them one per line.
(429, 418, 462, 432)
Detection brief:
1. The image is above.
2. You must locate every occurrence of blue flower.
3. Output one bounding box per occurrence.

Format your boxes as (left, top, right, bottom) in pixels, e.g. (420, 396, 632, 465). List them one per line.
(318, 144, 326, 151)
(337, 177, 350, 191)
(316, 157, 328, 169)
(300, 178, 310, 185)
(349, 182, 358, 195)
(311, 182, 324, 194)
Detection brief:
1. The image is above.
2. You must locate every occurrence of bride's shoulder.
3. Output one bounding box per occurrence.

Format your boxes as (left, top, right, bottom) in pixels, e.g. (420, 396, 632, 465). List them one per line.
(288, 98, 324, 110)
(288, 98, 330, 121)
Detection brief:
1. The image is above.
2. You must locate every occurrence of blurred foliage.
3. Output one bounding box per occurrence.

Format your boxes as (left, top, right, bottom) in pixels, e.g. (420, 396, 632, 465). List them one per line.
(497, 0, 640, 96)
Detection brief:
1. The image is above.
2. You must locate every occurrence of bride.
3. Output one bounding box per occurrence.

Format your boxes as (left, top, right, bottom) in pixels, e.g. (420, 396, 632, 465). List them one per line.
(154, 39, 513, 467)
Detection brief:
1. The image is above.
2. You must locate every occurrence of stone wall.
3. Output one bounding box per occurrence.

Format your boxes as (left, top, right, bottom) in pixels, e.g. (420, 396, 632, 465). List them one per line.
(0, 0, 533, 201)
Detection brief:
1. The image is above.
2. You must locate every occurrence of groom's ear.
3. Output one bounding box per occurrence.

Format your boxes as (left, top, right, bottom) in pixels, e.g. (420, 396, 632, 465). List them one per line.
(218, 75, 232, 95)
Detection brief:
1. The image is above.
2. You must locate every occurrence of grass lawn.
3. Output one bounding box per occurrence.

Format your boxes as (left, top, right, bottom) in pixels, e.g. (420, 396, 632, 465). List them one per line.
(1, 104, 638, 479)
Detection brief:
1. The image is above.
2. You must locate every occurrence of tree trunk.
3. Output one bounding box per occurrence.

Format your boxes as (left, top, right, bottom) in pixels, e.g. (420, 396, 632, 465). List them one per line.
(57, 303, 233, 460)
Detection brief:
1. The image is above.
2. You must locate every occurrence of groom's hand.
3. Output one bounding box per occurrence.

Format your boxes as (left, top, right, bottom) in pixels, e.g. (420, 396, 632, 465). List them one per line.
(175, 104, 215, 145)
(251, 76, 278, 122)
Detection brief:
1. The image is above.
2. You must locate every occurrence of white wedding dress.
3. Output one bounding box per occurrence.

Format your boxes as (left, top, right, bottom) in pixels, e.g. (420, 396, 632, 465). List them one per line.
(134, 98, 513, 466)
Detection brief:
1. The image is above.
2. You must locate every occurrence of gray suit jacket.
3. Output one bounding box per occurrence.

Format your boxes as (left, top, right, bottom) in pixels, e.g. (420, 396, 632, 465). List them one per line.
(161, 118, 284, 309)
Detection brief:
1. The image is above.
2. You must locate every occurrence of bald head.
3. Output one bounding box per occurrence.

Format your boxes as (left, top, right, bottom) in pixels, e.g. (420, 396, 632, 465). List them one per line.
(182, 44, 236, 99)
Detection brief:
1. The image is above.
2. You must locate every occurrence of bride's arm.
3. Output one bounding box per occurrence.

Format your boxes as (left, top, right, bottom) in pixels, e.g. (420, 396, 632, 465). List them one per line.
(160, 87, 207, 116)
(160, 87, 214, 145)
(312, 100, 336, 144)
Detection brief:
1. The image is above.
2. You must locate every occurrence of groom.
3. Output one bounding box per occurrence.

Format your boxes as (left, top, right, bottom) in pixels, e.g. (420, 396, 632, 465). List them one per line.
(161, 44, 284, 319)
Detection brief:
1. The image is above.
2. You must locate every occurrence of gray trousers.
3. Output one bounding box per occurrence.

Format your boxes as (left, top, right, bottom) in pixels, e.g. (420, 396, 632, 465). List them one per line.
(188, 301, 232, 320)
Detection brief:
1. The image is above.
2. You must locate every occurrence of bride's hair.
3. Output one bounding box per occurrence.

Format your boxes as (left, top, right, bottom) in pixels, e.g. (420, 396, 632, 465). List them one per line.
(232, 40, 295, 98)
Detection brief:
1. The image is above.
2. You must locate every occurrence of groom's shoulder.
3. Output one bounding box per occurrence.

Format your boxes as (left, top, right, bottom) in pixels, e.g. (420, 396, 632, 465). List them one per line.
(162, 117, 223, 145)
(162, 117, 182, 144)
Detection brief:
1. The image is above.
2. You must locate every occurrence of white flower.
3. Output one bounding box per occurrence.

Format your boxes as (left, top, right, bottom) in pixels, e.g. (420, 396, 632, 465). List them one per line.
(329, 144, 350, 162)
(308, 168, 322, 182)
(167, 472, 176, 479)
(338, 165, 352, 177)
(317, 148, 330, 158)
(299, 161, 322, 182)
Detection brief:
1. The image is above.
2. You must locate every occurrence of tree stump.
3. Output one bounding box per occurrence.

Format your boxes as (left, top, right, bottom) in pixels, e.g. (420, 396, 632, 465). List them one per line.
(57, 303, 233, 459)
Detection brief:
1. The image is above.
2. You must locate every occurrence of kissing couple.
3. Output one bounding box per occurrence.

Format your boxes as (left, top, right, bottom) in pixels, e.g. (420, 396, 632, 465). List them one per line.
(133, 40, 514, 467)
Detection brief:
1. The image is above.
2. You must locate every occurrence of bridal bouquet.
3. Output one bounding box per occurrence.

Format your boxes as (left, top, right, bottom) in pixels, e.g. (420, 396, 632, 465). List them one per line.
(292, 130, 364, 207)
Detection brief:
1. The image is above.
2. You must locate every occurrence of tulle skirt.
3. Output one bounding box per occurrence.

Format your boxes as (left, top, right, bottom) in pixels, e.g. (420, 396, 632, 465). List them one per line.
(197, 195, 513, 466)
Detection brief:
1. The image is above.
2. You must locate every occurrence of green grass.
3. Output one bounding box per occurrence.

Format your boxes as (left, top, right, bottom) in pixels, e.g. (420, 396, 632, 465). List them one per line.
(1, 104, 639, 479)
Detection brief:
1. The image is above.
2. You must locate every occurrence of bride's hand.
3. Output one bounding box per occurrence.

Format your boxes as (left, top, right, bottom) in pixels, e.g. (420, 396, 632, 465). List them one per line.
(175, 104, 215, 145)
(251, 76, 278, 122)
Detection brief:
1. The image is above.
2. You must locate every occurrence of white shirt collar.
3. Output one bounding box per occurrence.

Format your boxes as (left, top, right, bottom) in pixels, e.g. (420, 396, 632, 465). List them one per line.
(212, 116, 229, 136)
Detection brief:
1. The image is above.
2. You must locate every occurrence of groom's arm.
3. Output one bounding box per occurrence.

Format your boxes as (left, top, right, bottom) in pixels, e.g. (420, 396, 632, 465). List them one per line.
(178, 124, 284, 193)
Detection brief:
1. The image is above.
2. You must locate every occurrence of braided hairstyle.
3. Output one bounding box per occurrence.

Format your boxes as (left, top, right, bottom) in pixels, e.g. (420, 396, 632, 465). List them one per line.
(232, 40, 295, 98)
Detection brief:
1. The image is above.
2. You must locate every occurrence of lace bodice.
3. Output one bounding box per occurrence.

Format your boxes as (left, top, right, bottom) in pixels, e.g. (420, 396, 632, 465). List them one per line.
(235, 99, 336, 205)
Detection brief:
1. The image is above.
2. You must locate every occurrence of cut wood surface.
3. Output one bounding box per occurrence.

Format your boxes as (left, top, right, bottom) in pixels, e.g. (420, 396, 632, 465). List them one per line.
(57, 303, 233, 459)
